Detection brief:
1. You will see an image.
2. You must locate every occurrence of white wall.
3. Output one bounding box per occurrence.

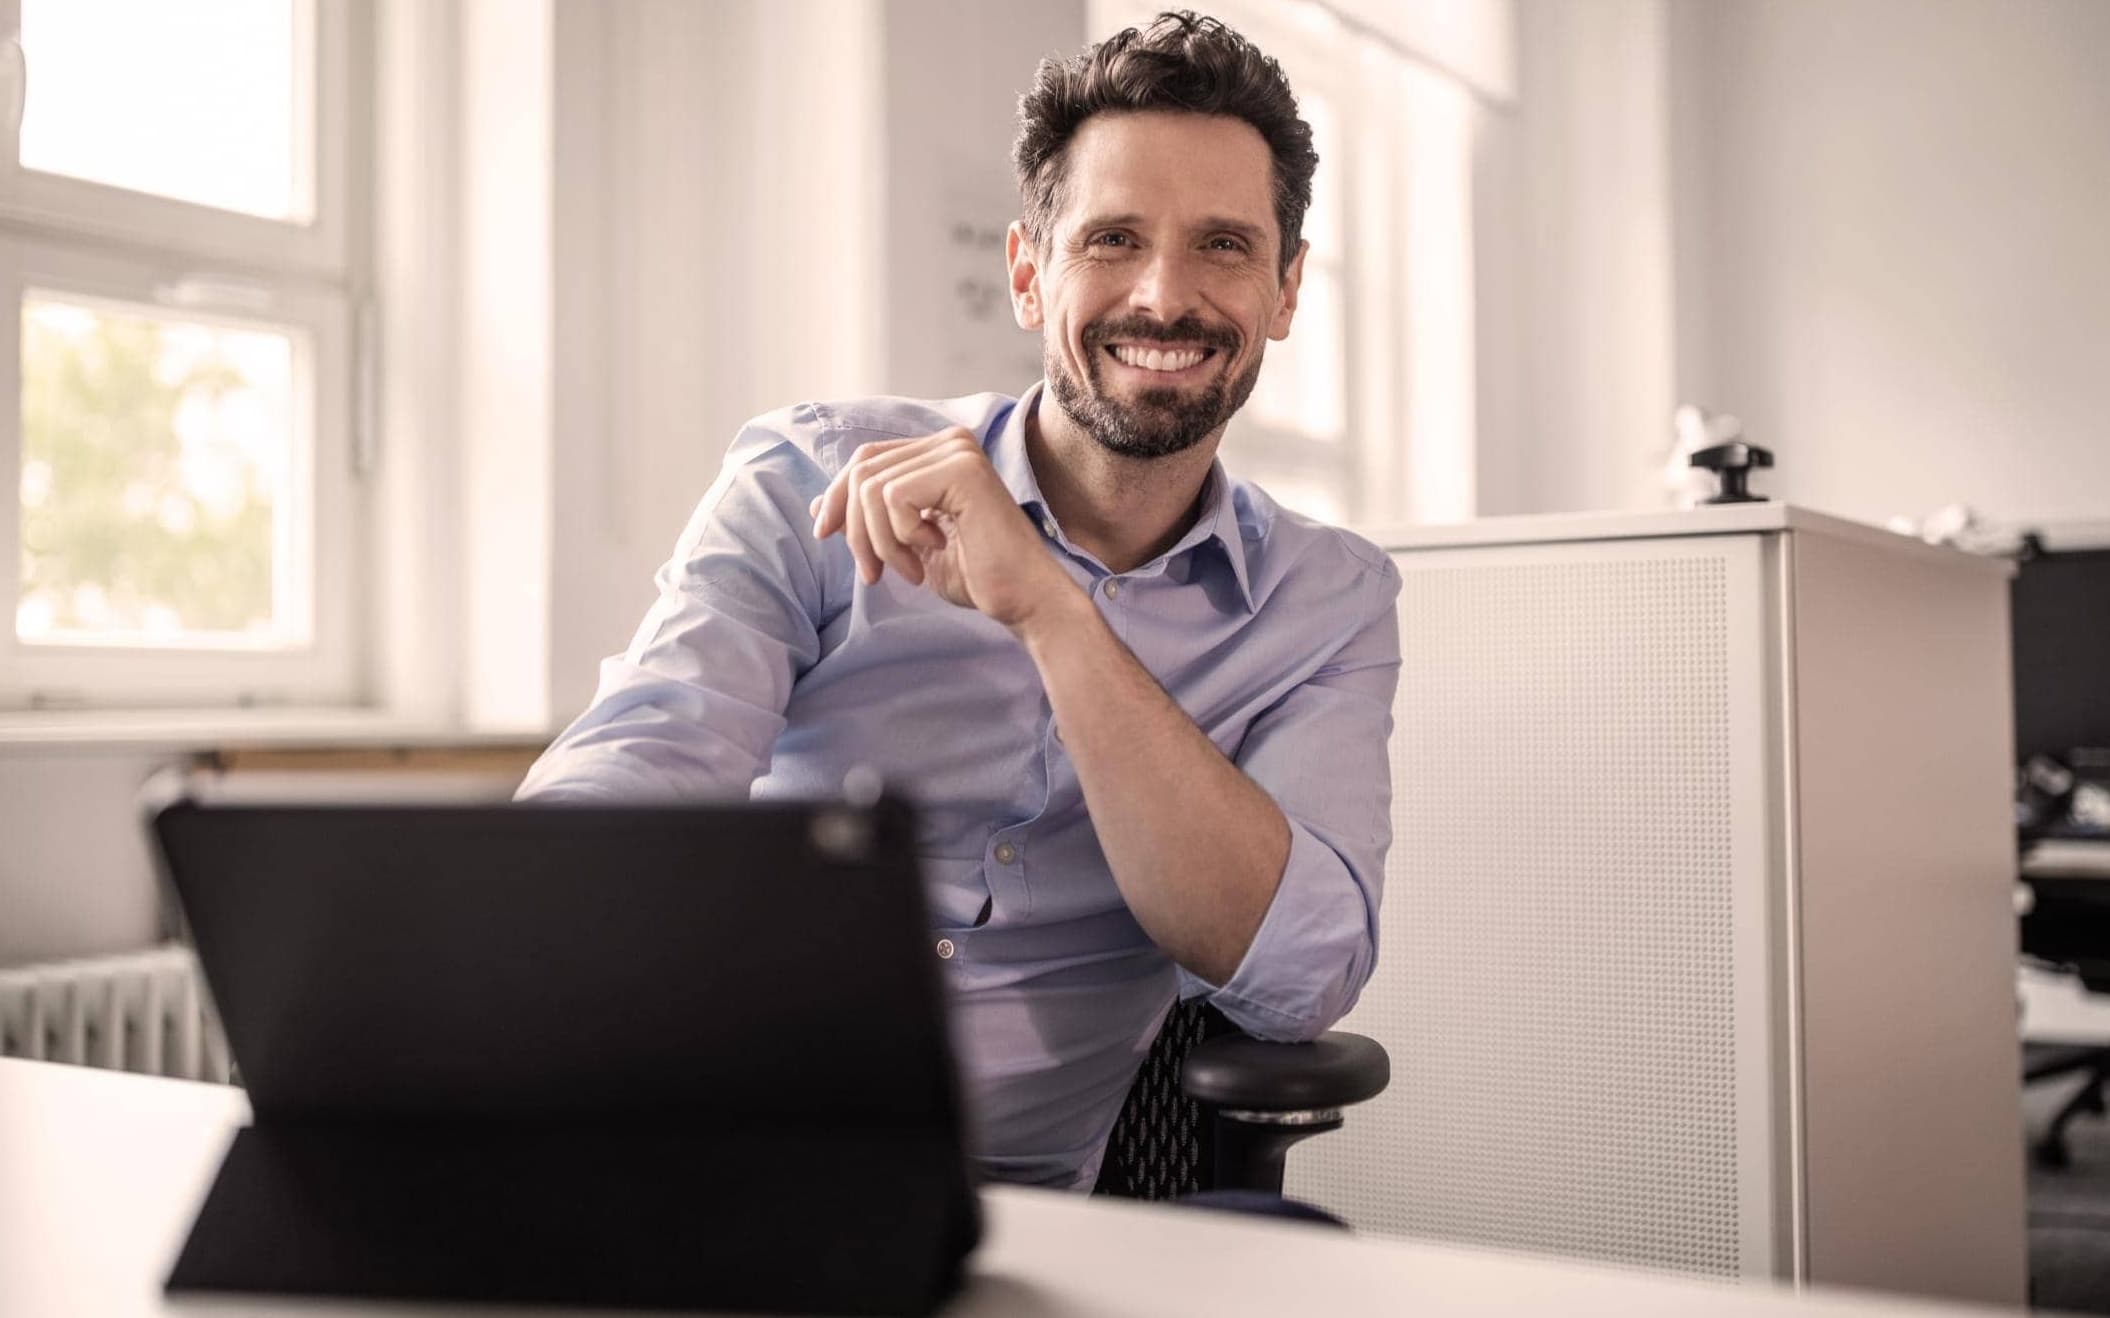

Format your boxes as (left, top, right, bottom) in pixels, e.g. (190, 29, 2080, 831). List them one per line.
(881, 1, 1083, 399)
(459, 0, 555, 730)
(1475, 0, 1676, 516)
(1494, 0, 2110, 528)
(0, 748, 176, 965)
(1667, 0, 2110, 530)
(542, 0, 891, 725)
(372, 0, 463, 728)
(536, 0, 1082, 724)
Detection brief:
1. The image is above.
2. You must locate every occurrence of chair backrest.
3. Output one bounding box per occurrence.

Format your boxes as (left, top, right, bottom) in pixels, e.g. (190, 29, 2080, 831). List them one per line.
(1092, 998, 1235, 1199)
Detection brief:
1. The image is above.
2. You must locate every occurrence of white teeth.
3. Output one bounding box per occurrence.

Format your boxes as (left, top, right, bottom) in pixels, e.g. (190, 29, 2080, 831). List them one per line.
(1112, 345, 1206, 372)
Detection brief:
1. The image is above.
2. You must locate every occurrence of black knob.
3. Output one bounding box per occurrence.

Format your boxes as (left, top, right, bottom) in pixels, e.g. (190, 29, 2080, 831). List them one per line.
(1689, 441, 1774, 504)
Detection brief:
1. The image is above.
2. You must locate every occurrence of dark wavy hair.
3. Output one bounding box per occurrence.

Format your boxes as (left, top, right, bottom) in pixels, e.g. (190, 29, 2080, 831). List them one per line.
(1012, 11, 1316, 279)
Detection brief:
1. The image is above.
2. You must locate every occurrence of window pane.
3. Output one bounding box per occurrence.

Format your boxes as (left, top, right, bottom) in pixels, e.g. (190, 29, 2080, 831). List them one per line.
(19, 0, 309, 221)
(1249, 262, 1344, 441)
(1300, 92, 1342, 261)
(1237, 467, 1347, 525)
(1246, 84, 1343, 444)
(18, 296, 306, 648)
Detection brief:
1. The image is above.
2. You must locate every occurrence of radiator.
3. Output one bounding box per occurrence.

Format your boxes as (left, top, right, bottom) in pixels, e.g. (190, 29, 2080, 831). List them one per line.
(0, 944, 231, 1083)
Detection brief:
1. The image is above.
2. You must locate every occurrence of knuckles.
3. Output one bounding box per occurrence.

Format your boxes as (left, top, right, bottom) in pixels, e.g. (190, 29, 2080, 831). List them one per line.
(834, 428, 991, 517)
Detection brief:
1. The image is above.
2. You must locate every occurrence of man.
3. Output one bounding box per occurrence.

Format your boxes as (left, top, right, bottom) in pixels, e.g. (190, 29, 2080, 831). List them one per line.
(518, 11, 1401, 1193)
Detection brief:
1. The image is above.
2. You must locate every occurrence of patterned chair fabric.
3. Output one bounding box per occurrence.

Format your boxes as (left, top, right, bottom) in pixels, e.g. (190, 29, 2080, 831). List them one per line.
(1092, 997, 1237, 1200)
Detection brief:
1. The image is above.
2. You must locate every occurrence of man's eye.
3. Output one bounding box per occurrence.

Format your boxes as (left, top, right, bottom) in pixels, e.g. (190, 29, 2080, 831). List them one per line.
(1207, 236, 1248, 254)
(1090, 232, 1132, 249)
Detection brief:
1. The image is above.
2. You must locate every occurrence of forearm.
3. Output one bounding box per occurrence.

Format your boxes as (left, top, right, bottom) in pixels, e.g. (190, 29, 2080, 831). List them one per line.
(1015, 590, 1289, 984)
(515, 660, 792, 803)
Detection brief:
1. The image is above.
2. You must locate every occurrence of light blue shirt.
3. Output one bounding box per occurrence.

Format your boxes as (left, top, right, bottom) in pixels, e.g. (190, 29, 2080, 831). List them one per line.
(517, 382, 1402, 1190)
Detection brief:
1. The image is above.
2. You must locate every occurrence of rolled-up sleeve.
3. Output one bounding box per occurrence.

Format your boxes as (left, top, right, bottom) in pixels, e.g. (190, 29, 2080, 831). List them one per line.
(516, 418, 837, 802)
(1187, 558, 1402, 1041)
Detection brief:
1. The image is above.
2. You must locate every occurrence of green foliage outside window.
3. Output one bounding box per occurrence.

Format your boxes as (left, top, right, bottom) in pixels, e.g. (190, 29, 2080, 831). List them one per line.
(18, 306, 278, 639)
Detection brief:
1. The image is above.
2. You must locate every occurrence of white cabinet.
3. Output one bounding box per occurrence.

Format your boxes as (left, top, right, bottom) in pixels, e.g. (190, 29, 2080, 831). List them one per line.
(1290, 504, 2024, 1307)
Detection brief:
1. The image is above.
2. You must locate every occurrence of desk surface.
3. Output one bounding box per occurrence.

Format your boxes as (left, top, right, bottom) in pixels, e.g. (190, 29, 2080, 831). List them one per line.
(0, 1058, 2010, 1318)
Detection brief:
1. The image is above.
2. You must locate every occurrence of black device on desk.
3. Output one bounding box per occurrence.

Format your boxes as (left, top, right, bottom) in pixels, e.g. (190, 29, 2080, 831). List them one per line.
(2013, 543, 2110, 847)
(2013, 544, 2110, 776)
(148, 792, 978, 1316)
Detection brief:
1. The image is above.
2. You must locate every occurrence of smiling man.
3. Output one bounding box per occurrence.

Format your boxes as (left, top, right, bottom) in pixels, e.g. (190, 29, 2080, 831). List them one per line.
(518, 11, 1402, 1193)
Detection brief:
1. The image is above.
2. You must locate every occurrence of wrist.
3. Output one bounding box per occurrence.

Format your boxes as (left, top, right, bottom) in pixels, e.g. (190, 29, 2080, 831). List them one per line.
(1008, 577, 1101, 652)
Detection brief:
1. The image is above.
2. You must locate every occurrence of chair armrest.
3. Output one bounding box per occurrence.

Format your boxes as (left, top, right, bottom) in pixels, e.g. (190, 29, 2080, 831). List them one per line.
(1180, 1030, 1389, 1113)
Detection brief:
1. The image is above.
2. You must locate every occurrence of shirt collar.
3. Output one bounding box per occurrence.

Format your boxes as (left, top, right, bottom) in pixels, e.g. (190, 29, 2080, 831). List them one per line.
(986, 381, 1257, 613)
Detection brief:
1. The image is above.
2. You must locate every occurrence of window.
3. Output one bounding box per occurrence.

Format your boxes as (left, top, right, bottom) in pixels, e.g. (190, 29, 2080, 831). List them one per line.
(0, 0, 364, 709)
(1087, 0, 1480, 528)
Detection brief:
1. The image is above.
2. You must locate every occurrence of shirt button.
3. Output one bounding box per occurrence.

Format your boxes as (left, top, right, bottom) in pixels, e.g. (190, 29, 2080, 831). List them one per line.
(1051, 722, 1063, 746)
(1103, 578, 1122, 599)
(1040, 516, 1058, 539)
(993, 841, 1018, 865)
(935, 938, 956, 960)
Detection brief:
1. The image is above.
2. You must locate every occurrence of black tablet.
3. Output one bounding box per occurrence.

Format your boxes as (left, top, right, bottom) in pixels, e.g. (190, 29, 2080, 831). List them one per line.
(149, 790, 978, 1315)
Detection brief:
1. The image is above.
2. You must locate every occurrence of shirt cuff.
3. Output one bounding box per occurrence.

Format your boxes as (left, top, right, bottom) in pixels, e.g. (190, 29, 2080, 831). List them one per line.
(1183, 820, 1378, 1042)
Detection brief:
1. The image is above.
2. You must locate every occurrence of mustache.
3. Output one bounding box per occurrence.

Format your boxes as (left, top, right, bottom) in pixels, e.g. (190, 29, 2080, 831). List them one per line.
(1082, 314, 1240, 354)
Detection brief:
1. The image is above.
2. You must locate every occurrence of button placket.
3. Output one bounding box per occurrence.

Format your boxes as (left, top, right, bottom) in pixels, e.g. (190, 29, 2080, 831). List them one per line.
(990, 831, 1030, 918)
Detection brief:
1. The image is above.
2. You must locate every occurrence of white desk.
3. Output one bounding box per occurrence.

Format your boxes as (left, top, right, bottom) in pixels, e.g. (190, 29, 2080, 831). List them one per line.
(0, 1058, 2014, 1318)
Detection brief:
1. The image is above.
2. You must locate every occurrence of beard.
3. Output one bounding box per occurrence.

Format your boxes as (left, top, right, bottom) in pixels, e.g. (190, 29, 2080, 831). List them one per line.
(1046, 313, 1264, 460)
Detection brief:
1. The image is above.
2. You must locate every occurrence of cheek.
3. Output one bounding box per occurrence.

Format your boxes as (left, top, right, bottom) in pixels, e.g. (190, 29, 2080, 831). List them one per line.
(1221, 303, 1279, 353)
(1213, 273, 1284, 334)
(1054, 262, 1130, 310)
(1056, 299, 1115, 346)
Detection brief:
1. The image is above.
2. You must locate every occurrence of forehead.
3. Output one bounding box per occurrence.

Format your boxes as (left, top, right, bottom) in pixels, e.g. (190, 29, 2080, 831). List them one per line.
(1058, 110, 1277, 233)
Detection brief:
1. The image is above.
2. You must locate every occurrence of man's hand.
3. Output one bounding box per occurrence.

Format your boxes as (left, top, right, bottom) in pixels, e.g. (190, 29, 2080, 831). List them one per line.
(809, 428, 1081, 631)
(815, 427, 1292, 984)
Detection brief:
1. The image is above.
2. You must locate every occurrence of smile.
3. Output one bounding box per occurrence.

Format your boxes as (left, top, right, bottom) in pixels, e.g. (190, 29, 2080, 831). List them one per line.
(1105, 344, 1217, 374)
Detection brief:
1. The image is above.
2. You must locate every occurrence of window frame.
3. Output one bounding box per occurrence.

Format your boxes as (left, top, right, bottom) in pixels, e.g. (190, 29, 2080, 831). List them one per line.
(0, 237, 358, 707)
(0, 0, 369, 711)
(0, 0, 353, 280)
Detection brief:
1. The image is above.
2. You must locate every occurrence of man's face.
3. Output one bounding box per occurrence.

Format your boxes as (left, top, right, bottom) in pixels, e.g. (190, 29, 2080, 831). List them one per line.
(1009, 110, 1305, 460)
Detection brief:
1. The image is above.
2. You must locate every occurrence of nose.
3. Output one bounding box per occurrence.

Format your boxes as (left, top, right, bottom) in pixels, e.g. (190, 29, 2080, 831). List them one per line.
(1126, 249, 1203, 323)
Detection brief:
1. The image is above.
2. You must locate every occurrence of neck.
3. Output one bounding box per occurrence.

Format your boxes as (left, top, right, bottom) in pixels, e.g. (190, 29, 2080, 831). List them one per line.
(1026, 391, 1219, 573)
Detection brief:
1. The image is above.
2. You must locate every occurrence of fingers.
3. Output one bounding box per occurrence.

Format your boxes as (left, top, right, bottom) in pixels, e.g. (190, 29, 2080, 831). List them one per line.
(856, 460, 921, 586)
(853, 447, 973, 586)
(812, 434, 929, 541)
(812, 429, 983, 586)
(833, 439, 938, 584)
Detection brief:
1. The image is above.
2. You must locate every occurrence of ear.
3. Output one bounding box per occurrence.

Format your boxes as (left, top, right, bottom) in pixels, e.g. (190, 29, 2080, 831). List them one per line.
(1267, 239, 1308, 342)
(1007, 221, 1044, 331)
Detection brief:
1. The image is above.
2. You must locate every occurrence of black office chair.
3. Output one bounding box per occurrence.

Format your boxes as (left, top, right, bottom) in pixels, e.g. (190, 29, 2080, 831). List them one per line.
(2020, 861, 2110, 1168)
(2016, 746, 2110, 1167)
(1092, 997, 1388, 1202)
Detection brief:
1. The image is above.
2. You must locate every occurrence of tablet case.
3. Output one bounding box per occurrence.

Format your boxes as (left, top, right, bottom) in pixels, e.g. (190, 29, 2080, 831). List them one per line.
(152, 796, 978, 1315)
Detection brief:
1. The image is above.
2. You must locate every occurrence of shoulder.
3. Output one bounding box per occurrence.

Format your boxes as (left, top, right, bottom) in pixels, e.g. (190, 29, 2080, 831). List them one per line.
(1229, 477, 1401, 609)
(730, 392, 1021, 477)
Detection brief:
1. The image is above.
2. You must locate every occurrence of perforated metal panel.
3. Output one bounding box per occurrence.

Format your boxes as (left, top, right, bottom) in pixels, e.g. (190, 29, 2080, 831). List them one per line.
(1287, 535, 1785, 1280)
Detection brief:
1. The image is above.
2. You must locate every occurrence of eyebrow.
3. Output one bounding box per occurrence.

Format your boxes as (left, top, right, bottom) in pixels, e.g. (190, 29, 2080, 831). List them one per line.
(1072, 213, 1270, 243)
